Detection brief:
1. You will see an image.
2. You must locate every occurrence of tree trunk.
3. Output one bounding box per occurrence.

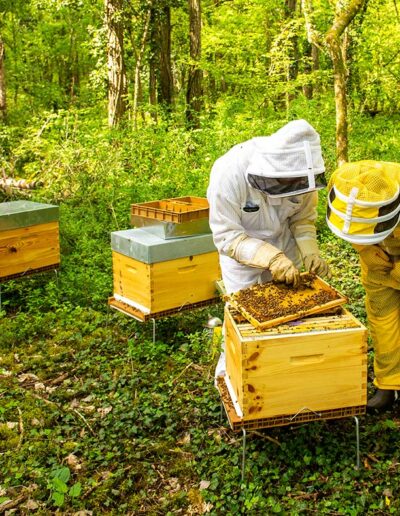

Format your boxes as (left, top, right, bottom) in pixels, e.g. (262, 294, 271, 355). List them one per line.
(0, 36, 6, 120)
(149, 61, 157, 122)
(285, 0, 298, 83)
(186, 0, 203, 128)
(105, 0, 127, 127)
(325, 0, 365, 165)
(133, 5, 152, 129)
(302, 41, 319, 99)
(302, 41, 313, 99)
(326, 36, 348, 164)
(302, 0, 366, 165)
(158, 6, 173, 108)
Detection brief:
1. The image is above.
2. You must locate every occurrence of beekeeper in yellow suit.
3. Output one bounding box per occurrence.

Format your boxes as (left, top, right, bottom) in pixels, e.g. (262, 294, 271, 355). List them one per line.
(327, 161, 400, 411)
(207, 119, 331, 379)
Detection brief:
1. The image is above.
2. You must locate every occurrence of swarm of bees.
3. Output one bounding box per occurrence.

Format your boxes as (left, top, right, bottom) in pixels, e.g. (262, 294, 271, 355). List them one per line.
(230, 273, 341, 323)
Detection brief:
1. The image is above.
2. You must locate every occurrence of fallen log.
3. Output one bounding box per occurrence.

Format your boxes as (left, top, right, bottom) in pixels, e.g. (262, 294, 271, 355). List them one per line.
(0, 176, 42, 190)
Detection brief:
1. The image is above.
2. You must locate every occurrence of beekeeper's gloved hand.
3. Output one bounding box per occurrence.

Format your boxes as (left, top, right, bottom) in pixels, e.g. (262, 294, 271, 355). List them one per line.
(228, 235, 300, 287)
(353, 244, 392, 273)
(268, 252, 301, 287)
(303, 254, 331, 278)
(390, 260, 400, 283)
(291, 220, 331, 279)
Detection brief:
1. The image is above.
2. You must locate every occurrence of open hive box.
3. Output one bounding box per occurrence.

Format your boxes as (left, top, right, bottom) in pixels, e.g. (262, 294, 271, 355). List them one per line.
(219, 276, 367, 430)
(225, 273, 347, 330)
(130, 196, 210, 239)
(0, 201, 60, 281)
(131, 196, 209, 224)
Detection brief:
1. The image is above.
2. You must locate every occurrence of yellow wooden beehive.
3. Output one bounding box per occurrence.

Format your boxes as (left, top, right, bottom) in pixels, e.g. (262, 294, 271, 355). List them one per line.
(0, 201, 60, 281)
(223, 305, 367, 426)
(109, 228, 221, 320)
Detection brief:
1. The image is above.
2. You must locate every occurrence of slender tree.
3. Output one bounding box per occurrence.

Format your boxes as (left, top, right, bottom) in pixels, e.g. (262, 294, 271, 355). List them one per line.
(105, 0, 127, 127)
(285, 0, 299, 83)
(302, 40, 320, 99)
(148, 3, 173, 115)
(302, 0, 366, 164)
(186, 0, 203, 128)
(133, 3, 153, 128)
(158, 5, 173, 107)
(0, 35, 6, 120)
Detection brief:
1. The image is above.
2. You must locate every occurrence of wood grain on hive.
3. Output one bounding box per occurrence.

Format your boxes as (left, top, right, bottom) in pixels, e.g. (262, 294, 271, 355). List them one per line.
(223, 306, 367, 427)
(0, 201, 60, 281)
(109, 227, 221, 320)
(111, 249, 220, 314)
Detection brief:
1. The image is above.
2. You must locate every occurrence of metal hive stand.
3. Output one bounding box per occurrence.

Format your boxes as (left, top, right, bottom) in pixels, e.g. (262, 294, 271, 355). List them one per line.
(108, 296, 220, 343)
(216, 376, 364, 482)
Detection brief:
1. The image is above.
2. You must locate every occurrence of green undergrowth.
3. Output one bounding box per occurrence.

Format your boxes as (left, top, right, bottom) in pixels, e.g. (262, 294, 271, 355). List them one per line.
(2, 103, 400, 513)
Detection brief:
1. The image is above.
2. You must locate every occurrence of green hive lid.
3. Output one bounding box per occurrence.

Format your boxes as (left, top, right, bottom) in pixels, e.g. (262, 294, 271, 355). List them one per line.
(0, 201, 59, 230)
(111, 228, 216, 264)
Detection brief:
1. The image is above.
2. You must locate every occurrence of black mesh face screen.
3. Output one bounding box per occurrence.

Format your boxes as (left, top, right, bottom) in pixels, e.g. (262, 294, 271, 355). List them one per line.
(248, 172, 327, 197)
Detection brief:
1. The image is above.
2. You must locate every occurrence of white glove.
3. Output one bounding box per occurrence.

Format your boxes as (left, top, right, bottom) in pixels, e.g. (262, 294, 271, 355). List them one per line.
(294, 233, 331, 278)
(229, 235, 300, 286)
(268, 252, 300, 287)
(303, 254, 331, 278)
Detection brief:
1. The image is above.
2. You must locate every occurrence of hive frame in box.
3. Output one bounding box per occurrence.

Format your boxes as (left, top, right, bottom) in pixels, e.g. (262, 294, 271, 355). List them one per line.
(226, 274, 348, 330)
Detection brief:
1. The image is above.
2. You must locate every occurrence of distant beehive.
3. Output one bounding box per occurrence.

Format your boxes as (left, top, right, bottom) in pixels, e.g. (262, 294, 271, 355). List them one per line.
(110, 196, 220, 321)
(0, 201, 60, 281)
(109, 228, 220, 321)
(222, 305, 367, 430)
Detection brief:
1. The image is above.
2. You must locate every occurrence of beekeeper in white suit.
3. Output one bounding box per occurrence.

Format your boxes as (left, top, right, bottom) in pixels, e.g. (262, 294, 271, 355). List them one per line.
(207, 119, 331, 379)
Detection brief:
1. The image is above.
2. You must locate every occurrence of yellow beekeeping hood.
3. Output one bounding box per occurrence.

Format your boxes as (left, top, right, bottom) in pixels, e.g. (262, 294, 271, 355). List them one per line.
(326, 161, 400, 244)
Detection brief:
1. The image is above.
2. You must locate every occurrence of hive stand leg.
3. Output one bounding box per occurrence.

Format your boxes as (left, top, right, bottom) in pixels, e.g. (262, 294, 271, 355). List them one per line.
(53, 268, 59, 288)
(105, 303, 111, 327)
(241, 428, 247, 483)
(353, 416, 360, 470)
(151, 318, 156, 344)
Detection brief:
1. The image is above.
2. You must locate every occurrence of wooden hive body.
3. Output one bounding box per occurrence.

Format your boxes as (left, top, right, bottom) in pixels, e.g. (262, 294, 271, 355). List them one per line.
(112, 250, 220, 314)
(0, 200, 60, 281)
(224, 306, 368, 422)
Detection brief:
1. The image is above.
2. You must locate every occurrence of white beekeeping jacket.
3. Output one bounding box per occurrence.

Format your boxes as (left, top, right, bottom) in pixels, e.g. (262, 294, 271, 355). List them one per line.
(207, 135, 318, 294)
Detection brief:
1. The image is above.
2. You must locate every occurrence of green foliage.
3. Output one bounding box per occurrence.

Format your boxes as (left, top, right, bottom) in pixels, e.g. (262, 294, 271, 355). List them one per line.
(0, 0, 400, 509)
(48, 467, 81, 507)
(1, 104, 400, 513)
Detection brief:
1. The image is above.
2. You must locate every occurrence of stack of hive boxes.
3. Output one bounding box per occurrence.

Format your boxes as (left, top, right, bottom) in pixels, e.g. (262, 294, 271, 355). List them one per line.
(108, 197, 221, 321)
(0, 200, 60, 282)
(219, 277, 368, 431)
